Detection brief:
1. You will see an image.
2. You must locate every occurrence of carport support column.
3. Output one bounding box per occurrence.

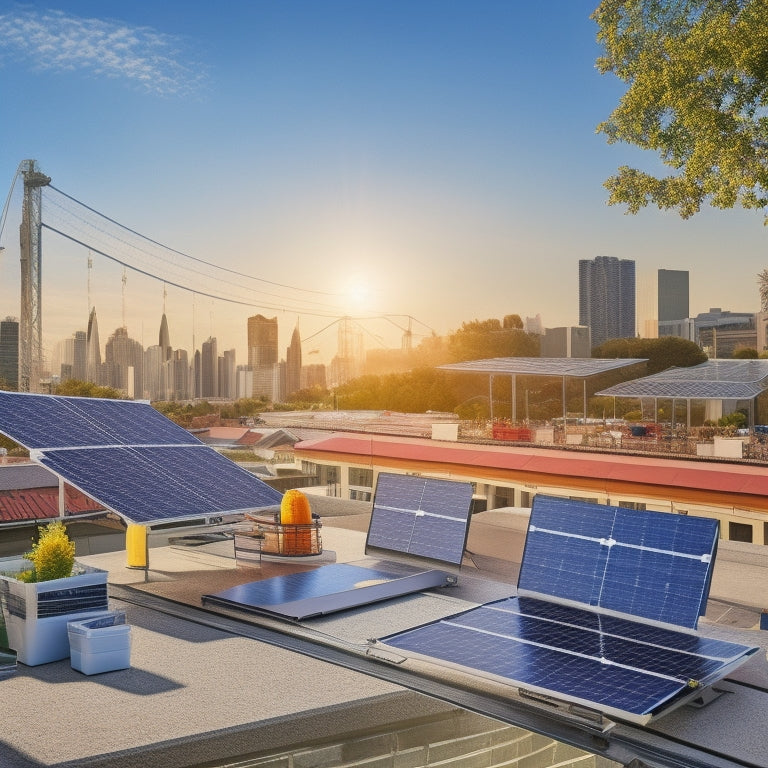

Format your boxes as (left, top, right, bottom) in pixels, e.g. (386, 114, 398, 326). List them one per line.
(489, 374, 494, 423)
(512, 374, 517, 422)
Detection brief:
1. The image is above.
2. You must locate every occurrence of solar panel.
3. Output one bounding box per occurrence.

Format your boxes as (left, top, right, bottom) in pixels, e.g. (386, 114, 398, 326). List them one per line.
(378, 596, 757, 724)
(519, 496, 717, 629)
(204, 474, 475, 619)
(0, 391, 198, 448)
(377, 496, 758, 724)
(0, 392, 282, 524)
(365, 473, 473, 568)
(202, 562, 455, 620)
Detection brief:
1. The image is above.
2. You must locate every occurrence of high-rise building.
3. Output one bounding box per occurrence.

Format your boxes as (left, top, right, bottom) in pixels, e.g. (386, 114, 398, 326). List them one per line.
(0, 317, 19, 390)
(201, 337, 218, 398)
(159, 313, 172, 361)
(285, 323, 302, 398)
(247, 314, 279, 399)
(578, 256, 636, 349)
(657, 269, 690, 338)
(86, 308, 102, 384)
(219, 349, 236, 400)
(541, 326, 591, 358)
(105, 326, 144, 396)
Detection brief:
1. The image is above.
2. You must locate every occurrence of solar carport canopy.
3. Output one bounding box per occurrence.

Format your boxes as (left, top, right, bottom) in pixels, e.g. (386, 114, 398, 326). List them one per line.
(596, 359, 768, 400)
(0, 391, 282, 525)
(439, 357, 648, 377)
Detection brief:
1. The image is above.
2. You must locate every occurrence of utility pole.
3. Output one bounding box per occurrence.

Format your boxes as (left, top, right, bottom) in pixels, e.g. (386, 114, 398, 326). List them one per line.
(19, 160, 50, 393)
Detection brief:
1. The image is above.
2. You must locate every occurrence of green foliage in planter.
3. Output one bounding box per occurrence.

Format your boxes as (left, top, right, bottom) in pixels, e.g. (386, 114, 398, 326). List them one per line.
(19, 521, 76, 583)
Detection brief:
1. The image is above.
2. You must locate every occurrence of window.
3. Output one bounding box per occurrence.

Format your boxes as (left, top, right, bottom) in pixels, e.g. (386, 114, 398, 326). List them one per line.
(729, 522, 753, 543)
(618, 501, 647, 511)
(493, 486, 514, 508)
(348, 467, 373, 488)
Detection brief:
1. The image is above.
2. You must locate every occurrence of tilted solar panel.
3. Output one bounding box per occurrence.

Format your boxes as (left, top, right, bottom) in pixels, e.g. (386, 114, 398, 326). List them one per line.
(0, 391, 198, 448)
(518, 496, 718, 629)
(378, 596, 757, 725)
(377, 496, 757, 724)
(365, 473, 473, 568)
(0, 392, 282, 524)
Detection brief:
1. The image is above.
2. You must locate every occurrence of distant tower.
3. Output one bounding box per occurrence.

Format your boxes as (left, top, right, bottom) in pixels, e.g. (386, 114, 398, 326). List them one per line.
(247, 314, 278, 399)
(286, 323, 302, 398)
(658, 269, 689, 323)
(578, 256, 636, 348)
(201, 337, 218, 398)
(86, 308, 102, 384)
(0, 317, 20, 390)
(105, 327, 143, 396)
(159, 313, 172, 361)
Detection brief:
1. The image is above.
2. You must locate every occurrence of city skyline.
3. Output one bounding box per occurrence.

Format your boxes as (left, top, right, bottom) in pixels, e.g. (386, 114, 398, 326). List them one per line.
(3, 3, 768, 366)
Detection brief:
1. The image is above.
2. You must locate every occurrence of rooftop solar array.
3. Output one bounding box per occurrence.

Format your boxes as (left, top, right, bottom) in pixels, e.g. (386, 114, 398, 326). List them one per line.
(518, 496, 716, 629)
(204, 474, 474, 620)
(379, 595, 756, 724)
(0, 392, 282, 524)
(597, 359, 768, 400)
(438, 357, 648, 378)
(377, 496, 758, 724)
(365, 473, 473, 568)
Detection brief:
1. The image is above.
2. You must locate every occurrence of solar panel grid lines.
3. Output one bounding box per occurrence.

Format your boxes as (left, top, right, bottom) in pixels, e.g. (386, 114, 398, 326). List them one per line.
(0, 391, 282, 524)
(365, 474, 473, 567)
(0, 391, 199, 450)
(518, 496, 718, 630)
(378, 595, 758, 723)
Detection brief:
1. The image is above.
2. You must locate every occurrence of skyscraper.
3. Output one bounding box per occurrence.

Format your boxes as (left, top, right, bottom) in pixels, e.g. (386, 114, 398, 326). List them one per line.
(658, 269, 690, 323)
(86, 308, 102, 384)
(247, 314, 278, 399)
(159, 313, 172, 361)
(286, 323, 302, 398)
(578, 256, 636, 349)
(0, 317, 19, 390)
(105, 326, 144, 397)
(201, 336, 219, 398)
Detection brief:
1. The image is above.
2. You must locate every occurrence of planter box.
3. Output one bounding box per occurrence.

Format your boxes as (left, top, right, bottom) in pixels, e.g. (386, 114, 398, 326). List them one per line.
(68, 610, 131, 675)
(0, 557, 109, 666)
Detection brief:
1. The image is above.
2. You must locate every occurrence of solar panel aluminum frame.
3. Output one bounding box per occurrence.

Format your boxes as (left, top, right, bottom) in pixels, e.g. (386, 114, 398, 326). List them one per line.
(373, 607, 758, 726)
(0, 392, 282, 526)
(515, 496, 719, 632)
(363, 473, 473, 575)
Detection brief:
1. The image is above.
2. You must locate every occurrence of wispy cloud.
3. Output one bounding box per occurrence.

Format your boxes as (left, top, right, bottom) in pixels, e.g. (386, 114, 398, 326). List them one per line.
(0, 8, 208, 96)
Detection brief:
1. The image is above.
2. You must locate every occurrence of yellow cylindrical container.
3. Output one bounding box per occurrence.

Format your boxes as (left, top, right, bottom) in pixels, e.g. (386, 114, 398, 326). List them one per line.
(126, 523, 148, 568)
(279, 490, 312, 525)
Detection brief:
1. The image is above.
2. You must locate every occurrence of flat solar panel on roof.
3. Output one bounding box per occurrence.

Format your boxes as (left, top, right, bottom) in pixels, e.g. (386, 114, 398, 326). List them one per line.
(0, 392, 282, 524)
(519, 496, 717, 629)
(365, 473, 472, 567)
(378, 596, 757, 724)
(202, 562, 455, 620)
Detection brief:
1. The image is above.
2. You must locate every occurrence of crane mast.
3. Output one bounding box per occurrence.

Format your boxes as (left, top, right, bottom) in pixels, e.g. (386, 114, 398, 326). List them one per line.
(19, 159, 50, 392)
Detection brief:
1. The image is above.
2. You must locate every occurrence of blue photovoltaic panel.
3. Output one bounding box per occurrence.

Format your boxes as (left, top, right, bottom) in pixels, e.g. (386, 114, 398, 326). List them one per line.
(204, 474, 473, 620)
(0, 392, 282, 524)
(379, 596, 758, 724)
(518, 496, 718, 629)
(0, 391, 198, 449)
(37, 445, 282, 523)
(203, 562, 453, 620)
(365, 473, 473, 566)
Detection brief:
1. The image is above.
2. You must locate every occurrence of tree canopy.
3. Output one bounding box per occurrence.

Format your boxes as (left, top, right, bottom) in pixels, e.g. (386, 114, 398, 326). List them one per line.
(593, 0, 768, 221)
(592, 335, 708, 373)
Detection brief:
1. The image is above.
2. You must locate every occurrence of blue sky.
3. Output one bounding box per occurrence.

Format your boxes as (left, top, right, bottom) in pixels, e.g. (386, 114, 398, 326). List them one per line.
(1, 1, 767, 366)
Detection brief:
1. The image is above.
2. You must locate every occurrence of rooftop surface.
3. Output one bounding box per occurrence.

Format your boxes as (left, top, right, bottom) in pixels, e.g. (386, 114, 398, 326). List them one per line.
(3, 508, 768, 768)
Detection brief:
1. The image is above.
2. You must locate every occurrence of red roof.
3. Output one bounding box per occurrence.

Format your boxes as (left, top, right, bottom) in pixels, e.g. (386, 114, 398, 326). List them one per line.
(0, 486, 105, 523)
(295, 433, 768, 498)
